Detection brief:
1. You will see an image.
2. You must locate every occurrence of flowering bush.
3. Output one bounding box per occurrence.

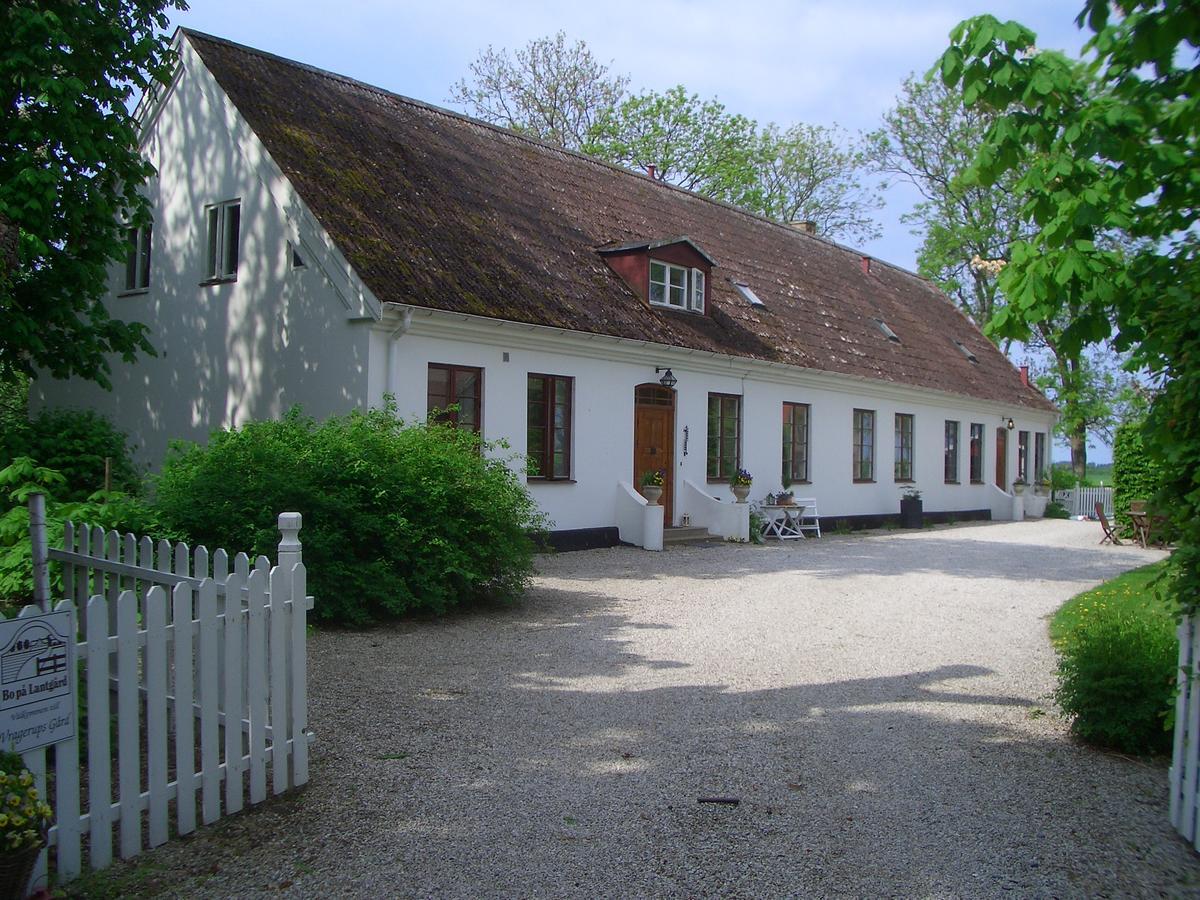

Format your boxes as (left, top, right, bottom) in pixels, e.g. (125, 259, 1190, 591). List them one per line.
(640, 469, 665, 487)
(0, 752, 52, 852)
(729, 469, 753, 487)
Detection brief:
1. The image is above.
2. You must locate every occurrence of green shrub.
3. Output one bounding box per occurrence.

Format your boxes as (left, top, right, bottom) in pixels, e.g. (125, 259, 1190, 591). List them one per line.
(0, 408, 139, 500)
(1044, 501, 1070, 519)
(0, 457, 168, 611)
(152, 405, 548, 624)
(1053, 575, 1177, 755)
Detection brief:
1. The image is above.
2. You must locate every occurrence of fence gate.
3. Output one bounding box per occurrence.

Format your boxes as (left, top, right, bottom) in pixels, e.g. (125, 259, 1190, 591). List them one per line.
(9, 512, 312, 892)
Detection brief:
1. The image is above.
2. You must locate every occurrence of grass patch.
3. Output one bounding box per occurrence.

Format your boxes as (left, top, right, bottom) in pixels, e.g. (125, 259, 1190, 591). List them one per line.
(1049, 561, 1175, 644)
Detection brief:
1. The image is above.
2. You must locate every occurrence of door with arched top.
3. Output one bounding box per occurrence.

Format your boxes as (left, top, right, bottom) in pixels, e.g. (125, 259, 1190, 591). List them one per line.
(634, 384, 675, 522)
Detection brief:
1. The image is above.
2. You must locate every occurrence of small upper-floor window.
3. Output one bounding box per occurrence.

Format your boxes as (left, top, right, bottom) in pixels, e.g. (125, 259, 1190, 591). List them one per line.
(428, 363, 482, 434)
(853, 409, 875, 482)
(123, 223, 152, 293)
(894, 413, 915, 481)
(650, 260, 704, 312)
(205, 200, 241, 281)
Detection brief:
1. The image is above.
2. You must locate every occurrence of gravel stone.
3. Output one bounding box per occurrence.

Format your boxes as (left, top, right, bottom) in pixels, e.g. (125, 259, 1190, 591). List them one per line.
(92, 519, 1200, 898)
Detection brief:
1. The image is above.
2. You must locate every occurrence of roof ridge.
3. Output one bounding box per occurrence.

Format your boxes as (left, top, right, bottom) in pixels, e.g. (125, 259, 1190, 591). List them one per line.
(179, 27, 927, 284)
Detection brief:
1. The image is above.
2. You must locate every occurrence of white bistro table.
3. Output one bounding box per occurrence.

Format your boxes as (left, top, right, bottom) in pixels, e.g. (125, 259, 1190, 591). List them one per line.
(760, 504, 807, 540)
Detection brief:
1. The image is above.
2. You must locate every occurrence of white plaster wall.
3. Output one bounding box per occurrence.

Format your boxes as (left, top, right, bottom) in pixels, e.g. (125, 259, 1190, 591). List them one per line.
(373, 311, 1057, 532)
(32, 42, 373, 469)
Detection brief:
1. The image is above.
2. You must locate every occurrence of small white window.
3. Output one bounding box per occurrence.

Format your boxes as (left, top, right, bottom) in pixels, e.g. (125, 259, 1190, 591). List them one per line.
(123, 223, 152, 292)
(205, 200, 241, 281)
(874, 318, 901, 343)
(649, 259, 704, 312)
(733, 281, 765, 307)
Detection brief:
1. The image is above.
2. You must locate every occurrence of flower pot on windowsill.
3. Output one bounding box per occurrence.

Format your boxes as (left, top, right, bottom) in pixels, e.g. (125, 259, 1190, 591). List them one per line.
(900, 496, 923, 528)
(641, 485, 662, 506)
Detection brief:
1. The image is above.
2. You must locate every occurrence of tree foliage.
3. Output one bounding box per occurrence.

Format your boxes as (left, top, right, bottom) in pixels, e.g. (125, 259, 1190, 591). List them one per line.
(584, 85, 760, 206)
(752, 123, 882, 244)
(939, 3, 1200, 611)
(449, 31, 628, 151)
(1, 0, 185, 389)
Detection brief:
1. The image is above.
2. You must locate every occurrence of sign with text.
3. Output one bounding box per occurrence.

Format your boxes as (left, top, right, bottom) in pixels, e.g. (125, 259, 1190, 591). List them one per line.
(0, 611, 75, 754)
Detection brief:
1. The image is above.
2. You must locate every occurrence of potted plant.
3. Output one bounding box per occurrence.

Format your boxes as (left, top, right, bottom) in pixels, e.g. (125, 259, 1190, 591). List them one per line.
(1012, 478, 1026, 496)
(0, 752, 53, 899)
(1036, 477, 1051, 496)
(639, 469, 664, 505)
(777, 477, 795, 506)
(899, 485, 923, 528)
(729, 469, 753, 503)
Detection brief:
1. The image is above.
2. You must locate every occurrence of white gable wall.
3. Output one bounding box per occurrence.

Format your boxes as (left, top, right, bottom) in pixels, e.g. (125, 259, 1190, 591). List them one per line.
(372, 307, 1057, 532)
(33, 38, 375, 468)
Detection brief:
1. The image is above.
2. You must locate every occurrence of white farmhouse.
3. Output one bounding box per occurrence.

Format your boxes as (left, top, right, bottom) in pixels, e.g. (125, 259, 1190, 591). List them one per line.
(35, 29, 1057, 549)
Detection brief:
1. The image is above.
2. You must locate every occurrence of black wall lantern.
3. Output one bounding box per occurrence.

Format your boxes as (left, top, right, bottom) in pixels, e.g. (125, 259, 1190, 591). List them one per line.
(655, 367, 678, 389)
(1006, 417, 1015, 430)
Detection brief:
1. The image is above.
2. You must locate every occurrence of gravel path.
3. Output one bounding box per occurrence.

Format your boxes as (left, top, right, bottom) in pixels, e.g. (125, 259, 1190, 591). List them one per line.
(85, 519, 1200, 898)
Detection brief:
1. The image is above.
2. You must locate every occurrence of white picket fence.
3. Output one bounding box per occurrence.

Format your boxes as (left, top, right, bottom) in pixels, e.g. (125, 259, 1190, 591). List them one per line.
(1055, 485, 1114, 518)
(1172, 616, 1200, 848)
(9, 513, 312, 892)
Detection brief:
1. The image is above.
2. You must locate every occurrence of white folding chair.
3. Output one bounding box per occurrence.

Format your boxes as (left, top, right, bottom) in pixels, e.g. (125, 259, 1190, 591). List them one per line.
(793, 497, 822, 538)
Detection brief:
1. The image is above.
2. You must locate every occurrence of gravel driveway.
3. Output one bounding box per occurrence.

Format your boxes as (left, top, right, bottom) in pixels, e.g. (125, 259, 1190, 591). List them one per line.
(87, 519, 1199, 898)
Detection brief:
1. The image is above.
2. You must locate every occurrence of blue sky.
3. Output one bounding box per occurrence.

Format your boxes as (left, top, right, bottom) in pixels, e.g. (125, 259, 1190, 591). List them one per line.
(164, 1, 1102, 461)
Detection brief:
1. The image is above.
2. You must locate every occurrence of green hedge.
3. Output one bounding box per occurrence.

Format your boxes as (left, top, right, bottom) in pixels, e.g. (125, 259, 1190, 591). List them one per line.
(1112, 418, 1165, 537)
(152, 406, 548, 625)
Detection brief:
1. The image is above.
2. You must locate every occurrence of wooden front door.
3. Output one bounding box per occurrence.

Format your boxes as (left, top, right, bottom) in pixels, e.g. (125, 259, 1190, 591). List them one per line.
(634, 385, 675, 521)
(995, 427, 1008, 490)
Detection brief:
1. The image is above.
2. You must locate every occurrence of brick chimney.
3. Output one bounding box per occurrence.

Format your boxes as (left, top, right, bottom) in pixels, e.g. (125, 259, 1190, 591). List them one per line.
(789, 220, 817, 235)
(646, 164, 657, 180)
(1019, 365, 1029, 386)
(861, 256, 871, 275)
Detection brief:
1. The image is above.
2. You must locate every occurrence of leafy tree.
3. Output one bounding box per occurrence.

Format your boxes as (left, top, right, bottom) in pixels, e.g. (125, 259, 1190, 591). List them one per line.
(449, 31, 628, 151)
(1, 0, 185, 390)
(751, 123, 883, 244)
(584, 85, 761, 207)
(869, 73, 1132, 478)
(867, 76, 1026, 334)
(939, 3, 1200, 611)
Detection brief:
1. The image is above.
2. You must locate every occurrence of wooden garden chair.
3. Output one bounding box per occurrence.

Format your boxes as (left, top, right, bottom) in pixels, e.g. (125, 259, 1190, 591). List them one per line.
(1096, 502, 1121, 545)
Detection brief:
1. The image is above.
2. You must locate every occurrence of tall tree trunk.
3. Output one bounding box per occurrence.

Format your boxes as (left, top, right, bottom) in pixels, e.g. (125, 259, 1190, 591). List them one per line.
(1070, 428, 1088, 482)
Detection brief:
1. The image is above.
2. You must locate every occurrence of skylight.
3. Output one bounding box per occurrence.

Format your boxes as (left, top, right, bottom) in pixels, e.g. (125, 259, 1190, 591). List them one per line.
(953, 339, 978, 363)
(874, 318, 900, 342)
(733, 281, 765, 307)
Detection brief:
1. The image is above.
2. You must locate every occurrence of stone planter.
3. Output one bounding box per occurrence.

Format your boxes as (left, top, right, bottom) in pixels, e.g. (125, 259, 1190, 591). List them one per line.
(731, 484, 751, 503)
(641, 484, 662, 506)
(900, 496, 923, 528)
(1012, 481, 1026, 496)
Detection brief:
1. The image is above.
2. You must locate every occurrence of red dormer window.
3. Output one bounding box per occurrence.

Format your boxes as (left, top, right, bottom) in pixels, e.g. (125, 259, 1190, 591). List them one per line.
(597, 236, 714, 316)
(649, 260, 705, 312)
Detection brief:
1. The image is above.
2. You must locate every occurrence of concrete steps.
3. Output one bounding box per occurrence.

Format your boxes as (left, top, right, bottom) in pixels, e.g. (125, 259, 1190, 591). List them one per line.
(663, 526, 718, 545)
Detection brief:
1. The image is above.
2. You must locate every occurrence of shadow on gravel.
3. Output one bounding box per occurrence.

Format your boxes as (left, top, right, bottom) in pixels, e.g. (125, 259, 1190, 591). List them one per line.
(96, 576, 1200, 900)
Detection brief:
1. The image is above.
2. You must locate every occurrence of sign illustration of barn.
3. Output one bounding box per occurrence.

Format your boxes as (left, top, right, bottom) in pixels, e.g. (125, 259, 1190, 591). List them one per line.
(1, 621, 68, 685)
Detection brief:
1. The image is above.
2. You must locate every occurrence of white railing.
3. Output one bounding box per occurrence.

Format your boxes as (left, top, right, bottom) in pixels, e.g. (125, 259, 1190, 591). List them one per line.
(679, 479, 749, 542)
(1171, 616, 1200, 848)
(12, 514, 312, 891)
(615, 482, 663, 551)
(1055, 485, 1114, 518)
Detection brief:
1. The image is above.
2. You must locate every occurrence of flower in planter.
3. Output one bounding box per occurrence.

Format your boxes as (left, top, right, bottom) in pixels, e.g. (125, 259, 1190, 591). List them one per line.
(640, 469, 665, 487)
(729, 469, 753, 487)
(0, 752, 53, 854)
(900, 485, 922, 501)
